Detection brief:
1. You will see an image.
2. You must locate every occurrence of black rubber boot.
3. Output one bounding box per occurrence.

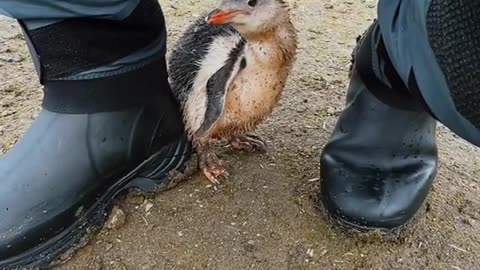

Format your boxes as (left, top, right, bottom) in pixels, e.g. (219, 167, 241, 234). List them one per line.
(320, 23, 438, 232)
(0, 2, 192, 268)
(0, 64, 192, 269)
(0, 77, 192, 269)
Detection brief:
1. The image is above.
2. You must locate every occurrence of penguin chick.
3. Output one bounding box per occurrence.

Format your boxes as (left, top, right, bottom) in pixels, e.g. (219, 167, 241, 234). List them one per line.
(169, 0, 298, 184)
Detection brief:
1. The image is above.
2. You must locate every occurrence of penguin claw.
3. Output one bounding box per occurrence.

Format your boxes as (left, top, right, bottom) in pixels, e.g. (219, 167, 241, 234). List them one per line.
(203, 169, 228, 185)
(199, 150, 228, 184)
(230, 134, 267, 153)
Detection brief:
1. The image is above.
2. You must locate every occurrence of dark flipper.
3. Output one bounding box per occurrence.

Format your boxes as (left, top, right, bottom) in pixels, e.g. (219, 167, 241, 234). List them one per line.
(195, 43, 246, 138)
(195, 65, 230, 137)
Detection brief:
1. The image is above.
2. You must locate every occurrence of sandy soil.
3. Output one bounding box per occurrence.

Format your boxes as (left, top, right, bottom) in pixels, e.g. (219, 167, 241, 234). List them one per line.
(1, 0, 479, 269)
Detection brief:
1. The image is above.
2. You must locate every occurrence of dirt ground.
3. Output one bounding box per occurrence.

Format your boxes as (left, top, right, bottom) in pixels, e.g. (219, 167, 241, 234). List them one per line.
(1, 0, 479, 269)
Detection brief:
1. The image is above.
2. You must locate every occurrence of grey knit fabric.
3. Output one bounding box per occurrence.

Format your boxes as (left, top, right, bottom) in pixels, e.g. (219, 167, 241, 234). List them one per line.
(427, 0, 480, 128)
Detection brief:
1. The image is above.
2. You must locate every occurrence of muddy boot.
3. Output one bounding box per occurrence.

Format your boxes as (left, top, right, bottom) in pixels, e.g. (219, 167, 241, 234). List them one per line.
(0, 66, 192, 269)
(320, 22, 438, 231)
(0, 1, 192, 269)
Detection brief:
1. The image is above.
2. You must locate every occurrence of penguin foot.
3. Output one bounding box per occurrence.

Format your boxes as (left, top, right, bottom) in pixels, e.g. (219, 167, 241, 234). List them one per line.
(198, 150, 229, 184)
(230, 134, 267, 153)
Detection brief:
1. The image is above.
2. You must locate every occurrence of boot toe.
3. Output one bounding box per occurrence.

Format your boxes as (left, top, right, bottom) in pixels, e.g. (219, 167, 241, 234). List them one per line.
(320, 150, 437, 231)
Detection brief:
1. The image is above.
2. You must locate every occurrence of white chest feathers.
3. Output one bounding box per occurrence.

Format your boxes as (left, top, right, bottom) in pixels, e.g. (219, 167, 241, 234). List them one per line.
(184, 33, 245, 134)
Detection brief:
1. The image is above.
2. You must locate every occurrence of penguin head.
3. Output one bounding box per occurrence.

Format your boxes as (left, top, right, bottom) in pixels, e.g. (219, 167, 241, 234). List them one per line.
(206, 0, 290, 35)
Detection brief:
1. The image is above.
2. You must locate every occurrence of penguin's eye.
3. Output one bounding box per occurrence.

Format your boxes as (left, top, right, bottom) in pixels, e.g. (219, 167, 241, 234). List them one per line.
(247, 0, 257, 7)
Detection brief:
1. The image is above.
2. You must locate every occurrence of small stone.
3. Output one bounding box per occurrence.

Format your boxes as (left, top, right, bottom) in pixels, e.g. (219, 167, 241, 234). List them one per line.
(125, 194, 145, 205)
(366, 0, 376, 8)
(0, 52, 24, 63)
(338, 7, 348, 13)
(105, 243, 114, 251)
(105, 206, 126, 230)
(86, 260, 103, 270)
(245, 240, 256, 252)
(307, 249, 314, 257)
(1, 111, 13, 117)
(145, 201, 154, 212)
(462, 217, 476, 227)
(169, 0, 179, 9)
(108, 261, 127, 270)
(324, 4, 334, 9)
(270, 232, 281, 240)
(326, 107, 336, 115)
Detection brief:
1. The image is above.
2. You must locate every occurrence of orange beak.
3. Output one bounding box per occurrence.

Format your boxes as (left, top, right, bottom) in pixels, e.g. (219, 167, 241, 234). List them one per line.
(207, 9, 243, 25)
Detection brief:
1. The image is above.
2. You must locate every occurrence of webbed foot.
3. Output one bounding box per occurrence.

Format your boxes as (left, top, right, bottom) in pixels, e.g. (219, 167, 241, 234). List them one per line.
(230, 134, 267, 153)
(197, 142, 228, 184)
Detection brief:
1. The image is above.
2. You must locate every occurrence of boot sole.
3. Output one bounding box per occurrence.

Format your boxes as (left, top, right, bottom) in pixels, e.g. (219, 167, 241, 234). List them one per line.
(0, 137, 194, 270)
(317, 197, 428, 240)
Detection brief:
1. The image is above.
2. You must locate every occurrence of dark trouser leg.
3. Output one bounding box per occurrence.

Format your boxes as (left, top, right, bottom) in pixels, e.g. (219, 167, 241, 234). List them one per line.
(377, 0, 480, 146)
(0, 0, 192, 268)
(320, 22, 438, 231)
